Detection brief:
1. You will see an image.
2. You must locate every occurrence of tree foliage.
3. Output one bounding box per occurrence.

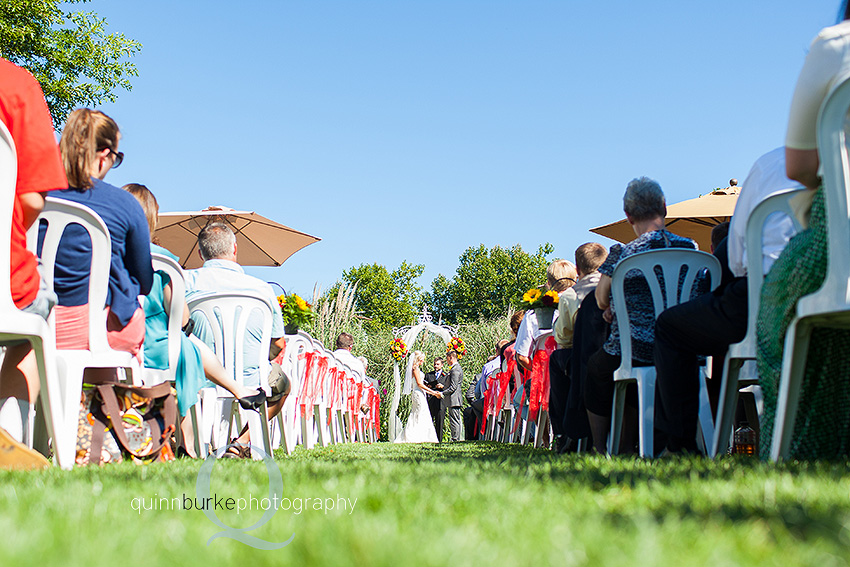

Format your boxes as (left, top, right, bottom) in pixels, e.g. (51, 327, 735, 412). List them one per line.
(327, 261, 425, 332)
(427, 243, 555, 324)
(0, 0, 141, 126)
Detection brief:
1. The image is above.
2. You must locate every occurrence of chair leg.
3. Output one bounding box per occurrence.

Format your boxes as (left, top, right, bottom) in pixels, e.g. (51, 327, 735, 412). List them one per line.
(771, 318, 812, 462)
(711, 356, 743, 457)
(300, 405, 313, 449)
(189, 402, 207, 458)
(244, 405, 272, 460)
(314, 403, 328, 447)
(58, 361, 85, 470)
(608, 381, 628, 455)
(534, 410, 549, 448)
(696, 369, 716, 455)
(636, 372, 656, 458)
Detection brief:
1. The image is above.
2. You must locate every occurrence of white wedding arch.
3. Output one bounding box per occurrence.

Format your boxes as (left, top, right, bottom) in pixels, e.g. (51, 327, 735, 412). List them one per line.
(387, 306, 457, 441)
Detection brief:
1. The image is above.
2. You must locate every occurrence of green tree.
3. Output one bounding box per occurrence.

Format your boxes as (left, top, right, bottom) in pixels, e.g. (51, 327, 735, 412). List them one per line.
(328, 261, 425, 332)
(427, 243, 555, 324)
(0, 0, 141, 126)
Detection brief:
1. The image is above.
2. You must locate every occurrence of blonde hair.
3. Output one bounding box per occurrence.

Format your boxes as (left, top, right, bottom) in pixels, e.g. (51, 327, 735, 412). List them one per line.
(546, 259, 578, 293)
(123, 183, 158, 236)
(412, 350, 426, 365)
(60, 108, 120, 189)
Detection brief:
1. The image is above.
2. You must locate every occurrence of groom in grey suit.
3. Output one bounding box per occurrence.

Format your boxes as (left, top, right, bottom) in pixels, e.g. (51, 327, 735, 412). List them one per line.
(435, 350, 464, 442)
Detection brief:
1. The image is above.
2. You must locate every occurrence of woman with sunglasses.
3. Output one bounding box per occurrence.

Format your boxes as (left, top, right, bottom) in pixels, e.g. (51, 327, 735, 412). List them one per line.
(44, 108, 153, 358)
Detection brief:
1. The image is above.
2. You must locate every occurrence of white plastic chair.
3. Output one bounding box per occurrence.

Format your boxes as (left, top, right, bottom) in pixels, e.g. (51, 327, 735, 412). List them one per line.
(771, 73, 850, 461)
(607, 248, 721, 458)
(188, 291, 274, 461)
(29, 197, 143, 466)
(0, 122, 65, 467)
(272, 330, 309, 455)
(710, 188, 803, 457)
(139, 253, 208, 458)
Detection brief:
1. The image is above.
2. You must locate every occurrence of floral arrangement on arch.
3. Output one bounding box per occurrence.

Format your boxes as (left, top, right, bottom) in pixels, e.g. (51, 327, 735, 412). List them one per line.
(520, 288, 559, 309)
(389, 338, 408, 361)
(277, 293, 315, 327)
(446, 336, 467, 359)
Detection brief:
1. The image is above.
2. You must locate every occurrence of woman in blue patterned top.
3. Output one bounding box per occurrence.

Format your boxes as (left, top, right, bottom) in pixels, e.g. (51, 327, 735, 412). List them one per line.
(584, 177, 696, 454)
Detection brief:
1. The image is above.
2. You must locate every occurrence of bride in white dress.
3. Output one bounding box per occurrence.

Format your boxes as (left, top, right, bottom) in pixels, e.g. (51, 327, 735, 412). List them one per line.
(393, 351, 440, 443)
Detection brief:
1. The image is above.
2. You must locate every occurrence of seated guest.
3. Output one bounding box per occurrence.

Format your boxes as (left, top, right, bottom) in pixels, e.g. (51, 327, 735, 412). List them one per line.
(654, 149, 803, 455)
(125, 184, 268, 456)
(46, 109, 153, 361)
(515, 260, 577, 371)
(0, 58, 67, 469)
(710, 221, 730, 253)
(464, 341, 506, 439)
(549, 243, 607, 452)
(585, 177, 697, 454)
(502, 310, 524, 423)
(185, 223, 288, 457)
(334, 333, 366, 377)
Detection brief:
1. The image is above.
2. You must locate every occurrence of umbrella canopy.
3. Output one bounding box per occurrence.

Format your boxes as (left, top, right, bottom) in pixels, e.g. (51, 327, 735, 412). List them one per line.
(154, 205, 321, 269)
(589, 185, 740, 251)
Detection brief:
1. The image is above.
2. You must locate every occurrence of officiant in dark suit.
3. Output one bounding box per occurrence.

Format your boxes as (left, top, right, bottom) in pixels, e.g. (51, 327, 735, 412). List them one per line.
(424, 357, 444, 430)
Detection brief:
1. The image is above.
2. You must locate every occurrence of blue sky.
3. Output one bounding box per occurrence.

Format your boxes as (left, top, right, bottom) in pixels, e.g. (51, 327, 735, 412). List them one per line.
(88, 0, 837, 300)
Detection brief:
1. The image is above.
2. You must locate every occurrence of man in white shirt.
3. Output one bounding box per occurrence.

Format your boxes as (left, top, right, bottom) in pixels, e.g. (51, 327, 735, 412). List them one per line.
(333, 333, 366, 377)
(654, 149, 801, 454)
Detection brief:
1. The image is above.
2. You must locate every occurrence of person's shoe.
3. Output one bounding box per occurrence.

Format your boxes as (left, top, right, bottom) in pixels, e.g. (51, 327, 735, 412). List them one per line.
(221, 443, 251, 459)
(0, 427, 49, 470)
(238, 390, 267, 411)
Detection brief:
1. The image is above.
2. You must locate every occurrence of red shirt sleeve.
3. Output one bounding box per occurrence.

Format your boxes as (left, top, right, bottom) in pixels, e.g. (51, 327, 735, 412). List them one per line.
(0, 58, 68, 308)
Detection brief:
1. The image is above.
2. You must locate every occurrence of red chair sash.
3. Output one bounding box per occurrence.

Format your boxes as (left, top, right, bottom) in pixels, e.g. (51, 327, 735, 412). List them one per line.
(528, 336, 557, 421)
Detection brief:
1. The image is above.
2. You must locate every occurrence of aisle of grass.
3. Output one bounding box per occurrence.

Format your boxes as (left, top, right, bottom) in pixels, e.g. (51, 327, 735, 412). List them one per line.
(2, 442, 850, 566)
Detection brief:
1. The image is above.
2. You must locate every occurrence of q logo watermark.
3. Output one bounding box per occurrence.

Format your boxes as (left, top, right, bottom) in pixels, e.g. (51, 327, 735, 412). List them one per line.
(196, 444, 295, 549)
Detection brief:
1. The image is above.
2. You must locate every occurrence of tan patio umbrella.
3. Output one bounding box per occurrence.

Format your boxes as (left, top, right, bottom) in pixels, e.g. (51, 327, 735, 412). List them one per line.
(589, 182, 740, 251)
(154, 205, 321, 269)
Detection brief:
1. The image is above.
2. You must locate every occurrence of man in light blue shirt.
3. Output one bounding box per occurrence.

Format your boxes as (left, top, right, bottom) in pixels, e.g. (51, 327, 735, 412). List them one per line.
(184, 222, 286, 390)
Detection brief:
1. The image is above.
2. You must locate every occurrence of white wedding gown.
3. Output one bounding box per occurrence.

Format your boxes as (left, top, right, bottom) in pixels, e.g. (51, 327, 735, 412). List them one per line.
(393, 384, 438, 444)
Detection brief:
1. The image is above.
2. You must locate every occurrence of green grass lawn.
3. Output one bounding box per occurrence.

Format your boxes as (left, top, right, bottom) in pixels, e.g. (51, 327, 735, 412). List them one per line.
(2, 442, 849, 567)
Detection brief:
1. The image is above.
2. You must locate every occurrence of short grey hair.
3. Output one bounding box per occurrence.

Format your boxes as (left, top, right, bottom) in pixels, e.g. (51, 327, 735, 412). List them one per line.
(198, 222, 236, 260)
(623, 176, 666, 222)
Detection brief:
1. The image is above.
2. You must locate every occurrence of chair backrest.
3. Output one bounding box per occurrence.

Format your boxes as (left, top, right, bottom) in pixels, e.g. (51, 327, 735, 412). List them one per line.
(800, 71, 850, 314)
(29, 197, 113, 351)
(531, 330, 552, 357)
(0, 120, 17, 311)
(736, 188, 805, 356)
(150, 253, 186, 375)
(610, 248, 721, 372)
(187, 291, 274, 387)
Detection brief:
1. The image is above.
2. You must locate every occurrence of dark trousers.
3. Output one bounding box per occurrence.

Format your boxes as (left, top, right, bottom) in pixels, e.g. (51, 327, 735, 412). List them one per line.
(548, 348, 572, 439)
(428, 395, 441, 430)
(436, 405, 462, 442)
(463, 398, 485, 440)
(654, 278, 748, 446)
(584, 348, 624, 416)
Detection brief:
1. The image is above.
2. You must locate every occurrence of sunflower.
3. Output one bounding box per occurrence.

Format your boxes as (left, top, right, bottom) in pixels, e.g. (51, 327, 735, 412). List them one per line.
(523, 288, 542, 303)
(540, 290, 560, 306)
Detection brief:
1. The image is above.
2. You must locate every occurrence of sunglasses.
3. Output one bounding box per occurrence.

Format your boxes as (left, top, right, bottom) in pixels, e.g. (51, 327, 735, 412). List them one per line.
(106, 148, 124, 169)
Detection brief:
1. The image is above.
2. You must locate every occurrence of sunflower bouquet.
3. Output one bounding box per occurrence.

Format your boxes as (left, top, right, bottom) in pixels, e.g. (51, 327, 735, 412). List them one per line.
(446, 336, 467, 359)
(390, 338, 408, 361)
(520, 288, 560, 309)
(278, 293, 315, 328)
